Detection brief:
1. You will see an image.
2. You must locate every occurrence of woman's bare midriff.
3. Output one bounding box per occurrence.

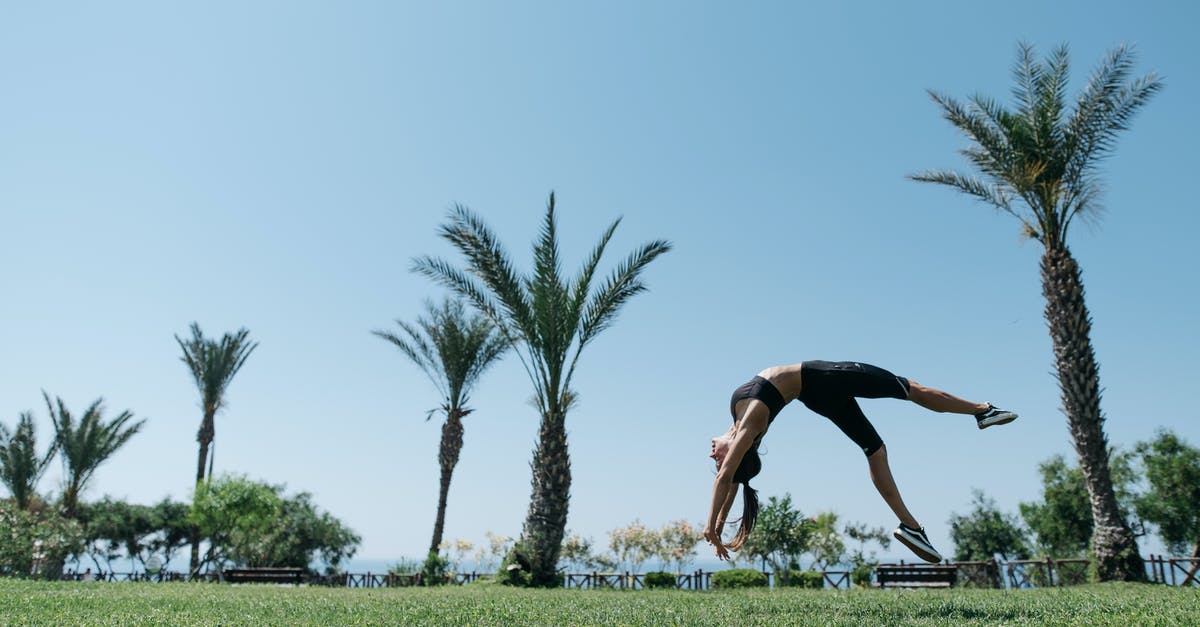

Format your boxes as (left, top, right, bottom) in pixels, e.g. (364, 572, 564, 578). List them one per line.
(756, 363, 805, 402)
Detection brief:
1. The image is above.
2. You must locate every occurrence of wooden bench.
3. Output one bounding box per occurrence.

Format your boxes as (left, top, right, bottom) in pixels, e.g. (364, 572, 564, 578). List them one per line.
(223, 567, 306, 584)
(875, 564, 957, 589)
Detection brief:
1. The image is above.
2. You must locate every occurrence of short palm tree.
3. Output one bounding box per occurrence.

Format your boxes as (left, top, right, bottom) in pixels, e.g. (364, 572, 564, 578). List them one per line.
(0, 412, 58, 510)
(175, 322, 258, 575)
(373, 298, 508, 555)
(43, 392, 145, 518)
(414, 192, 671, 586)
(911, 42, 1162, 581)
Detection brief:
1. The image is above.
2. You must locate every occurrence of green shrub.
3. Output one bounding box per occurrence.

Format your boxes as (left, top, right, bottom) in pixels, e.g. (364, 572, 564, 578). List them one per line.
(851, 563, 874, 588)
(0, 502, 84, 579)
(711, 568, 767, 589)
(388, 557, 420, 575)
(421, 551, 450, 586)
(777, 570, 823, 589)
(643, 571, 676, 589)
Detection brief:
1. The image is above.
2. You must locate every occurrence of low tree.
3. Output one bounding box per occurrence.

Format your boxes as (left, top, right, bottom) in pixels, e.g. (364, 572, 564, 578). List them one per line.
(656, 520, 702, 574)
(1131, 430, 1200, 572)
(438, 538, 475, 575)
(806, 511, 846, 571)
(189, 474, 279, 575)
(474, 531, 515, 573)
(949, 489, 1031, 561)
(76, 498, 191, 574)
(844, 522, 891, 587)
(607, 519, 658, 573)
(558, 531, 615, 572)
(44, 393, 144, 519)
(558, 532, 594, 571)
(0, 412, 58, 510)
(190, 475, 360, 575)
(256, 491, 361, 574)
(1020, 453, 1136, 558)
(77, 498, 159, 572)
(738, 494, 813, 584)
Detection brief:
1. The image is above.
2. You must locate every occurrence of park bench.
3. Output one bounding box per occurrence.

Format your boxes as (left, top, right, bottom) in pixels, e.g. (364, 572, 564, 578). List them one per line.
(223, 567, 306, 584)
(875, 564, 957, 589)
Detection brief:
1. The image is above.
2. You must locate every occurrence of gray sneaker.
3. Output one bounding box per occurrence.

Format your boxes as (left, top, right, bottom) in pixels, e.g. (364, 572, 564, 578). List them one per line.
(894, 523, 943, 563)
(975, 404, 1018, 430)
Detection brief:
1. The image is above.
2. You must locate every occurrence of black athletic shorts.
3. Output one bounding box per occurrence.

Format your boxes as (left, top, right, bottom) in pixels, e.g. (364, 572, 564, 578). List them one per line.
(798, 361, 910, 457)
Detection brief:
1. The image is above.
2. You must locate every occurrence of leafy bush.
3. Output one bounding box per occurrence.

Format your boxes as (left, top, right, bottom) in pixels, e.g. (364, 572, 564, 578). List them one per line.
(0, 501, 84, 579)
(851, 563, 874, 587)
(777, 570, 823, 589)
(421, 551, 450, 586)
(190, 475, 361, 574)
(711, 568, 767, 589)
(643, 571, 675, 589)
(388, 557, 420, 575)
(496, 544, 533, 587)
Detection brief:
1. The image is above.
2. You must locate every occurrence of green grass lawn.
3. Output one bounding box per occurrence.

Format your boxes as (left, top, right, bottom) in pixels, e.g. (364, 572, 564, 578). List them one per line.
(1, 579, 1197, 626)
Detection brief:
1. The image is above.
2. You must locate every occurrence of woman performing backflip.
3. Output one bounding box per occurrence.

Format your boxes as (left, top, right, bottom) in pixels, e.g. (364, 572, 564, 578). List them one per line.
(703, 361, 1017, 562)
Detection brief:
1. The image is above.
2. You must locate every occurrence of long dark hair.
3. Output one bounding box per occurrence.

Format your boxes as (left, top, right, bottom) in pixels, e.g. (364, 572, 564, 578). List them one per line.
(725, 445, 761, 550)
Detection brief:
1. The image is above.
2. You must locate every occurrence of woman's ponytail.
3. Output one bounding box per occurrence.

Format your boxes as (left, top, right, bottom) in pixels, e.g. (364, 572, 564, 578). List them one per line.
(725, 481, 759, 550)
(725, 445, 763, 550)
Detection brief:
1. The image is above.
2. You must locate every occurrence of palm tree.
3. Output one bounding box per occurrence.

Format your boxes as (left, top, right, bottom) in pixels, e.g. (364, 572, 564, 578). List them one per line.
(43, 392, 145, 518)
(911, 43, 1161, 581)
(414, 192, 671, 586)
(0, 412, 58, 510)
(174, 322, 258, 575)
(373, 298, 509, 555)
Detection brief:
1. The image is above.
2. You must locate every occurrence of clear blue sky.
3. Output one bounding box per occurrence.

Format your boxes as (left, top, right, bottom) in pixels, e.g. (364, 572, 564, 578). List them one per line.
(2, 1, 1197, 567)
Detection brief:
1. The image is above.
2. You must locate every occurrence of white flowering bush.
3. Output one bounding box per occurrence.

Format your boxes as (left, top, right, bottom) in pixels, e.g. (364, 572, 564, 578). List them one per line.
(0, 501, 84, 579)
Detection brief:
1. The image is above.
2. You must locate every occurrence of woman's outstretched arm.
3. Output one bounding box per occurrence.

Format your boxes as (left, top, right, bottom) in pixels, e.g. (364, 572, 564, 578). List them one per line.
(702, 408, 766, 560)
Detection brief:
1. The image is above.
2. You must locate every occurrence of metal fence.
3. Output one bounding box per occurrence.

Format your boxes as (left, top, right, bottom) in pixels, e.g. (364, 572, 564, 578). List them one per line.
(59, 556, 1200, 590)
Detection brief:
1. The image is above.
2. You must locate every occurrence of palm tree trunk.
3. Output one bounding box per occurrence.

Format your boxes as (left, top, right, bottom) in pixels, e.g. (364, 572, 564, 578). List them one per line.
(189, 411, 215, 577)
(519, 410, 571, 587)
(429, 409, 465, 555)
(1041, 247, 1144, 582)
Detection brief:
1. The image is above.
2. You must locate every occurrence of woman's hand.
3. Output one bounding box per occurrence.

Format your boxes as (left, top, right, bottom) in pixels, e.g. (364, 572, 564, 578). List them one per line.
(703, 525, 730, 561)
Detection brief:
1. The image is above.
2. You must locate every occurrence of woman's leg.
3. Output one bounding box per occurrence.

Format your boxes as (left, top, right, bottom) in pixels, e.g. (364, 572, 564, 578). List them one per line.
(907, 381, 988, 414)
(867, 445, 920, 529)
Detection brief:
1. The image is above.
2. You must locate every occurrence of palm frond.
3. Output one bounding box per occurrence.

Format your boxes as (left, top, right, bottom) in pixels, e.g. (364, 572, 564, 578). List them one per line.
(566, 239, 671, 390)
(529, 194, 571, 386)
(1036, 44, 1071, 144)
(930, 91, 1015, 179)
(413, 256, 504, 328)
(908, 170, 1014, 213)
(441, 205, 536, 339)
(372, 322, 447, 400)
(1011, 41, 1041, 120)
(569, 218, 621, 339)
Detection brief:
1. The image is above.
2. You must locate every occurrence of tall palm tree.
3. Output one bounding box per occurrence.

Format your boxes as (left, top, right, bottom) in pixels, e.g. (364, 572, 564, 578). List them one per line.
(911, 43, 1161, 581)
(43, 392, 145, 518)
(174, 322, 258, 575)
(373, 298, 509, 555)
(0, 412, 58, 510)
(414, 192, 671, 586)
